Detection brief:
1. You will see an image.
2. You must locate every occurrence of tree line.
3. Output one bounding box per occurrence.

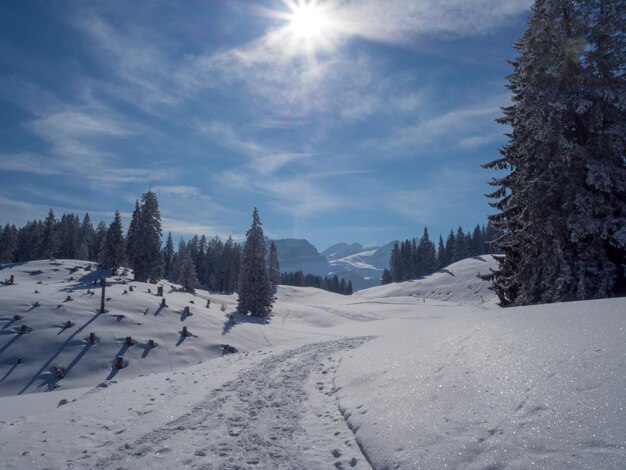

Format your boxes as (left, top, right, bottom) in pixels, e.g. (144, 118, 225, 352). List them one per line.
(280, 271, 353, 295)
(382, 223, 501, 284)
(0, 191, 246, 297)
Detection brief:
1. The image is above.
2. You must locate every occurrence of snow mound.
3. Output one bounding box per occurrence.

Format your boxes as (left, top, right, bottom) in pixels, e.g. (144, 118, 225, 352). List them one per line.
(356, 255, 497, 303)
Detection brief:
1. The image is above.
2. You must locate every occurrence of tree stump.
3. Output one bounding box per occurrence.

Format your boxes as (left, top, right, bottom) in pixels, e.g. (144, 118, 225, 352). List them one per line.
(183, 306, 191, 317)
(9, 275, 14, 285)
(157, 286, 164, 297)
(182, 326, 190, 337)
(64, 320, 74, 329)
(19, 325, 28, 335)
(16, 357, 22, 364)
(125, 336, 134, 346)
(206, 299, 211, 308)
(161, 298, 167, 308)
(115, 357, 125, 370)
(13, 314, 21, 321)
(129, 286, 134, 292)
(148, 339, 156, 348)
(89, 332, 96, 344)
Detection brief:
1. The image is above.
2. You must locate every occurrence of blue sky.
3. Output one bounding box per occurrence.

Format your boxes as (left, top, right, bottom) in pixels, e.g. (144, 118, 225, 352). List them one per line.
(0, 0, 532, 250)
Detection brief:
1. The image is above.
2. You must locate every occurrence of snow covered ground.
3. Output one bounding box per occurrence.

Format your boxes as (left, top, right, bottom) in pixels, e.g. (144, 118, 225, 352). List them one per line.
(0, 258, 624, 469)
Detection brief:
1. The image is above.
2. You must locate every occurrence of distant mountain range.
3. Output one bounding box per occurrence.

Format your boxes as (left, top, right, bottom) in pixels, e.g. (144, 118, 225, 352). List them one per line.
(270, 239, 393, 291)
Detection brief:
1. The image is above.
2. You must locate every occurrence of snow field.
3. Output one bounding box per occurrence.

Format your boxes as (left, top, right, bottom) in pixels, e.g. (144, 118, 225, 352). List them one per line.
(1, 257, 624, 469)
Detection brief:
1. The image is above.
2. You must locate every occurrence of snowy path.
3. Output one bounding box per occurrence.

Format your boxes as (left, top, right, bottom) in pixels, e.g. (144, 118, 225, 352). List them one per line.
(79, 337, 373, 469)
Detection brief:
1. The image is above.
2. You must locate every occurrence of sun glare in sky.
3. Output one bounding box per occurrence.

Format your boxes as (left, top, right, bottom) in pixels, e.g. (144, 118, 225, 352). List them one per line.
(288, 1, 330, 40)
(274, 0, 338, 56)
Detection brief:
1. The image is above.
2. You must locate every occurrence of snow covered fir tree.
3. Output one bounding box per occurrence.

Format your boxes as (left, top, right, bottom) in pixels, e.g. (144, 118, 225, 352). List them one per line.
(484, 0, 626, 306)
(100, 210, 126, 275)
(127, 190, 164, 283)
(237, 208, 274, 317)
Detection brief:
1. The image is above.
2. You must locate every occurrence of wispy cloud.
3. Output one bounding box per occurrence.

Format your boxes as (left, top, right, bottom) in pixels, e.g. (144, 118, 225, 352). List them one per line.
(198, 120, 314, 175)
(0, 153, 63, 175)
(337, 0, 532, 44)
(365, 93, 508, 154)
(387, 167, 487, 224)
(214, 169, 350, 218)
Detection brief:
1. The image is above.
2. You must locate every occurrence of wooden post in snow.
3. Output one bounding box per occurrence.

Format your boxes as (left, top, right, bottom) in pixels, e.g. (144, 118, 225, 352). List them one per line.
(99, 277, 106, 314)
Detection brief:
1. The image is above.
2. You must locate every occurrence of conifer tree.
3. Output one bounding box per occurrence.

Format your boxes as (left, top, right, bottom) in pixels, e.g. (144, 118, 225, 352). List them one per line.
(0, 224, 18, 263)
(77, 213, 94, 261)
(437, 235, 446, 269)
(178, 249, 199, 294)
(40, 209, 58, 259)
(268, 241, 281, 286)
(102, 210, 126, 275)
(381, 268, 392, 285)
(126, 201, 141, 276)
(163, 232, 175, 279)
(133, 191, 163, 283)
(237, 208, 273, 317)
(484, 0, 626, 305)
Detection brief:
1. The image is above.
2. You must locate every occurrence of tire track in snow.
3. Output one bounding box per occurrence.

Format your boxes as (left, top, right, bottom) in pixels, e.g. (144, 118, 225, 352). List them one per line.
(86, 337, 372, 469)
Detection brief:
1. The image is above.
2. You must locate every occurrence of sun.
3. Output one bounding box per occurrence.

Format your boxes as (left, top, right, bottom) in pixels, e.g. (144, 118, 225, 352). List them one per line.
(282, 0, 337, 51)
(288, 1, 330, 40)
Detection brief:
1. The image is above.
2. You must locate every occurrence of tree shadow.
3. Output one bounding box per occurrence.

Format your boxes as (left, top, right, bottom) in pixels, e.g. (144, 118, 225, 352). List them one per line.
(0, 362, 19, 383)
(105, 342, 130, 381)
(1, 317, 16, 330)
(18, 310, 100, 395)
(175, 335, 187, 347)
(0, 334, 20, 355)
(221, 311, 267, 335)
(141, 342, 155, 358)
(440, 269, 455, 277)
(64, 342, 93, 375)
(179, 309, 191, 322)
(154, 305, 166, 317)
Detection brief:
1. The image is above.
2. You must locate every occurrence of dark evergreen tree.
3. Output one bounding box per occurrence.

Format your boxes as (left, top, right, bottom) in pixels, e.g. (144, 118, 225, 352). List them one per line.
(483, 0, 626, 305)
(40, 209, 58, 259)
(134, 191, 163, 283)
(237, 208, 273, 317)
(381, 268, 392, 285)
(0, 224, 18, 263)
(268, 241, 281, 286)
(77, 213, 94, 261)
(163, 232, 175, 279)
(178, 249, 199, 294)
(471, 224, 483, 256)
(390, 242, 402, 282)
(416, 227, 436, 276)
(16, 221, 42, 261)
(102, 210, 126, 274)
(437, 235, 446, 269)
(126, 200, 141, 276)
(444, 230, 455, 266)
(453, 227, 468, 262)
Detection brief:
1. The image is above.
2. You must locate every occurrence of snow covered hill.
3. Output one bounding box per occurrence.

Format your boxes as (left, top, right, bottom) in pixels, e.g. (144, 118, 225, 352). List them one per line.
(356, 255, 498, 304)
(0, 258, 624, 469)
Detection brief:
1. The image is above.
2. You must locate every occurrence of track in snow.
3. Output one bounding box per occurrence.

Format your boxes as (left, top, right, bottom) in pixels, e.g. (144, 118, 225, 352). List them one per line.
(81, 337, 372, 469)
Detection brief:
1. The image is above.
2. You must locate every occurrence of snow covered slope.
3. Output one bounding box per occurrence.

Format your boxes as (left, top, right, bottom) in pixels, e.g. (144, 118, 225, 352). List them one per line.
(0, 258, 623, 469)
(336, 297, 626, 469)
(0, 260, 353, 397)
(356, 255, 497, 303)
